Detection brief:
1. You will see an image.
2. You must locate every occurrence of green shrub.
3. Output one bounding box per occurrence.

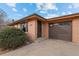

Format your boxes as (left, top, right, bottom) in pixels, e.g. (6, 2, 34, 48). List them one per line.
(0, 27, 28, 50)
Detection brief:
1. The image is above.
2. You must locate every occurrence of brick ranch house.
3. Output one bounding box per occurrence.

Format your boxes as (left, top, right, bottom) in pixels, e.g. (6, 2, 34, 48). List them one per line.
(8, 13, 79, 43)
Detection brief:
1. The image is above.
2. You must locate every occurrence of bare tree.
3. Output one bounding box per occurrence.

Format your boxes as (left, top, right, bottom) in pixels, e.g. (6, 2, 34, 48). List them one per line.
(0, 9, 7, 25)
(0, 9, 8, 29)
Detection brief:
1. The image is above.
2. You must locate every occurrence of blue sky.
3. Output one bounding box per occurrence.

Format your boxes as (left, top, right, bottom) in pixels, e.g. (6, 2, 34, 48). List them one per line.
(0, 3, 79, 20)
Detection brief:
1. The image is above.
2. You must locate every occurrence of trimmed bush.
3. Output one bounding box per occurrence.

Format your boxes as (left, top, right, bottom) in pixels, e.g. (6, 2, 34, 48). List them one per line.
(0, 27, 28, 50)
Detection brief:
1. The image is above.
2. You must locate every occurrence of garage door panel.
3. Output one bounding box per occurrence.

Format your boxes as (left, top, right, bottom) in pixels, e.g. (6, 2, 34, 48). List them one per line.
(49, 22, 72, 41)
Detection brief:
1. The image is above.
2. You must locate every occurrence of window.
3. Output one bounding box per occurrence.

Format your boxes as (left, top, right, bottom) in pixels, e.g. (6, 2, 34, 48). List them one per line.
(20, 23, 28, 32)
(59, 22, 71, 26)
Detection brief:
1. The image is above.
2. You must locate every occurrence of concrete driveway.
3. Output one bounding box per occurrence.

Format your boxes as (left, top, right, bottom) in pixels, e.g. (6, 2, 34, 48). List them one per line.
(1, 39, 79, 56)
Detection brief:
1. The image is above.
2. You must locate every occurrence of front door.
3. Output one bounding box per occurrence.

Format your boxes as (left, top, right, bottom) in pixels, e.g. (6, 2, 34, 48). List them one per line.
(37, 21, 42, 38)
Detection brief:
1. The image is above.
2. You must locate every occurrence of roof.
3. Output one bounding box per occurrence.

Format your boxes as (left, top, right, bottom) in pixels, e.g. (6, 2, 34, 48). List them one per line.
(47, 13, 79, 23)
(8, 13, 79, 25)
(8, 13, 46, 26)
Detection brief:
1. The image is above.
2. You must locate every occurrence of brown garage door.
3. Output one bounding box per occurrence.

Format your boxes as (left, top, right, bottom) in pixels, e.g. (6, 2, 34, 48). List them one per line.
(49, 21, 72, 41)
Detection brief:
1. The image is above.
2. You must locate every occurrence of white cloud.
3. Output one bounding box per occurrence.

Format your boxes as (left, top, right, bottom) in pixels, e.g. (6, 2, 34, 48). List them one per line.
(45, 3, 57, 10)
(6, 3, 17, 12)
(29, 3, 33, 5)
(72, 3, 79, 8)
(12, 13, 23, 20)
(12, 8, 17, 12)
(45, 14, 59, 19)
(68, 5, 73, 9)
(36, 3, 44, 10)
(39, 10, 47, 13)
(62, 12, 66, 15)
(36, 3, 58, 11)
(68, 3, 79, 9)
(16, 13, 23, 17)
(6, 3, 16, 8)
(68, 11, 72, 14)
(23, 8, 27, 12)
(36, 3, 58, 18)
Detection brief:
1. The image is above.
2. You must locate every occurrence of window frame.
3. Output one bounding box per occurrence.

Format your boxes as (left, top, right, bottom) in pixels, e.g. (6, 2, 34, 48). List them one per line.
(20, 23, 28, 32)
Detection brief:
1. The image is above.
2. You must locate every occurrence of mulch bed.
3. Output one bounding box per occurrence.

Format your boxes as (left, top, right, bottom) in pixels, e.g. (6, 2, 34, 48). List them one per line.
(0, 48, 9, 55)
